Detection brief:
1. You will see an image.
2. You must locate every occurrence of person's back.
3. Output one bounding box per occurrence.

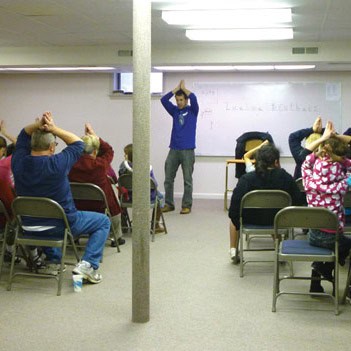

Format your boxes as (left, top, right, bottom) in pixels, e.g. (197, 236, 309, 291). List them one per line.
(11, 114, 110, 283)
(228, 144, 302, 261)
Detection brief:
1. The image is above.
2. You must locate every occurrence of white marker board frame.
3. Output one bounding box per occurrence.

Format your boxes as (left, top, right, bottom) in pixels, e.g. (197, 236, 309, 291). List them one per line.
(192, 81, 341, 156)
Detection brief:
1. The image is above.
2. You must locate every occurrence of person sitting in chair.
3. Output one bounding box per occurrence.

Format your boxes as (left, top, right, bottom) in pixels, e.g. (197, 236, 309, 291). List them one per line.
(12, 113, 110, 283)
(228, 144, 303, 263)
(69, 123, 125, 246)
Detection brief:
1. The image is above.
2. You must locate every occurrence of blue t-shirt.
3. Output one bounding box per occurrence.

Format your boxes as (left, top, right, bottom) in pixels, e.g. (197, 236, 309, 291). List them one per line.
(161, 91, 199, 150)
(11, 129, 84, 226)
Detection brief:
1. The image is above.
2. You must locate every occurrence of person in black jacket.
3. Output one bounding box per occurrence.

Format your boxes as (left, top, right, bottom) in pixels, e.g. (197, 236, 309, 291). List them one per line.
(288, 117, 334, 179)
(228, 144, 304, 262)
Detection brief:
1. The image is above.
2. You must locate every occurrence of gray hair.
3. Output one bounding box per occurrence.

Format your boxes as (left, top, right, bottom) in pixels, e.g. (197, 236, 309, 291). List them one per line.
(81, 134, 100, 154)
(31, 130, 56, 151)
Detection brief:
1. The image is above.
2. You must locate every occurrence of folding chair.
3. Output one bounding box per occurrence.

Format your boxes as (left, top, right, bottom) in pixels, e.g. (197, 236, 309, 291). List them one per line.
(9, 197, 80, 296)
(107, 175, 132, 234)
(117, 173, 167, 242)
(239, 190, 291, 277)
(69, 182, 120, 252)
(272, 206, 340, 315)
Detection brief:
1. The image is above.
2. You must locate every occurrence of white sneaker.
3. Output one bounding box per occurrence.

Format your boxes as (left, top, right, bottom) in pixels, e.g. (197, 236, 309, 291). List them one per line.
(230, 248, 237, 260)
(72, 260, 102, 284)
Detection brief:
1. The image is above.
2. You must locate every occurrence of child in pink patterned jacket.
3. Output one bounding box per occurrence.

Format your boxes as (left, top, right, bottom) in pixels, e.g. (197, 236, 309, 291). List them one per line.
(302, 136, 351, 293)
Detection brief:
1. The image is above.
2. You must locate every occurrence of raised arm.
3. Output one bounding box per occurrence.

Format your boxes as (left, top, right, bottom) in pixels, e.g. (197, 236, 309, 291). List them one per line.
(41, 112, 81, 145)
(0, 120, 17, 144)
(305, 120, 334, 152)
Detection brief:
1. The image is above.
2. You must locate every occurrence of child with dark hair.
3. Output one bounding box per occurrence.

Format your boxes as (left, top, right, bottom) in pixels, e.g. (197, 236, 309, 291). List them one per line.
(302, 136, 351, 293)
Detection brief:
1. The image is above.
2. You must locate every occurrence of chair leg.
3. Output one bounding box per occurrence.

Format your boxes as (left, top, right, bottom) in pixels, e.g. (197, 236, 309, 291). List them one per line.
(341, 263, 351, 304)
(7, 243, 17, 291)
(0, 229, 7, 280)
(239, 230, 244, 278)
(272, 242, 279, 312)
(334, 259, 339, 315)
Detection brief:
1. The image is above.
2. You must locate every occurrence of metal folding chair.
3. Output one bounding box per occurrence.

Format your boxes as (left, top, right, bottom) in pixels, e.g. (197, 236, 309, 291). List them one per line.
(9, 197, 80, 296)
(117, 173, 167, 242)
(272, 206, 340, 315)
(69, 182, 120, 252)
(239, 190, 291, 277)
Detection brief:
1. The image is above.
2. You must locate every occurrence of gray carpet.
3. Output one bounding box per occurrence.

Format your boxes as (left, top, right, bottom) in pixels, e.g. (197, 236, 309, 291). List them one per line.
(0, 199, 350, 351)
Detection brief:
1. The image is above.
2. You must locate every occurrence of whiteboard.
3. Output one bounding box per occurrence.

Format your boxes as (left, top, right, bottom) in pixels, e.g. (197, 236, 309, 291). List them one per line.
(192, 81, 341, 156)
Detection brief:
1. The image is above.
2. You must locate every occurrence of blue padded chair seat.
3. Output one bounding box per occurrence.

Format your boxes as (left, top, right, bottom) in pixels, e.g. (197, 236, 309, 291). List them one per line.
(244, 224, 274, 230)
(281, 240, 333, 255)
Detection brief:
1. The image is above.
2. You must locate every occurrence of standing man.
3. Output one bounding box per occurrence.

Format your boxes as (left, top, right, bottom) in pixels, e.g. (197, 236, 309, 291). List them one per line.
(161, 80, 199, 214)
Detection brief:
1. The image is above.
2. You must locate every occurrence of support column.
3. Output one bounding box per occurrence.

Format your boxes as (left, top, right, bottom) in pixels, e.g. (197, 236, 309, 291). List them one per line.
(132, 0, 151, 323)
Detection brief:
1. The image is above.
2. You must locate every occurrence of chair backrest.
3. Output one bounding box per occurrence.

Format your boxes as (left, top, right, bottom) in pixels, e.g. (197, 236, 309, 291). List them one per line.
(11, 196, 70, 229)
(274, 206, 338, 233)
(118, 174, 157, 192)
(70, 182, 110, 214)
(240, 190, 292, 226)
(244, 139, 263, 152)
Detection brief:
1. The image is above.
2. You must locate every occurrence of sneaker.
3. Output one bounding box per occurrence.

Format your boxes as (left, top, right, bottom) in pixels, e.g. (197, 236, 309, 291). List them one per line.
(110, 237, 125, 247)
(180, 207, 191, 215)
(73, 260, 102, 284)
(230, 248, 240, 264)
(162, 204, 175, 213)
(37, 263, 67, 276)
(154, 224, 165, 234)
(3, 250, 21, 264)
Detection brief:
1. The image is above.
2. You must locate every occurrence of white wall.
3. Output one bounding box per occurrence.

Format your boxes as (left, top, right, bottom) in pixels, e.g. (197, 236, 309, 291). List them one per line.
(1, 71, 351, 204)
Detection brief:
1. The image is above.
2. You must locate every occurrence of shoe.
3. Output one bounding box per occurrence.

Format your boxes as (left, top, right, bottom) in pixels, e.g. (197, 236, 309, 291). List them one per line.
(180, 207, 191, 214)
(110, 237, 125, 247)
(73, 260, 102, 284)
(162, 204, 175, 213)
(230, 248, 240, 264)
(3, 250, 21, 264)
(309, 269, 325, 294)
(311, 262, 334, 282)
(154, 224, 165, 234)
(37, 263, 67, 276)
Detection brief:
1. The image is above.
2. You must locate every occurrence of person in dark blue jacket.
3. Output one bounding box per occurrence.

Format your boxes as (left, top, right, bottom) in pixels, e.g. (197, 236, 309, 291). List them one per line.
(288, 117, 334, 179)
(161, 80, 199, 214)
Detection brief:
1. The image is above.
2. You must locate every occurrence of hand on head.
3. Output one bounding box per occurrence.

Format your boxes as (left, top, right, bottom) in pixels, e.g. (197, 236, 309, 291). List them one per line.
(0, 120, 5, 134)
(85, 123, 96, 136)
(312, 116, 322, 133)
(40, 111, 55, 132)
(322, 120, 335, 139)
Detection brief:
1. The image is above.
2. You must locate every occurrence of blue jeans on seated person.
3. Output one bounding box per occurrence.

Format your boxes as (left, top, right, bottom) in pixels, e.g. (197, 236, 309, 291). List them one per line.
(308, 229, 351, 265)
(26, 211, 110, 270)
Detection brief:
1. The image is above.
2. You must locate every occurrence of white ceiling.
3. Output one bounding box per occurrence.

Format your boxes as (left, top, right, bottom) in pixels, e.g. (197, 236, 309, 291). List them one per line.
(0, 0, 351, 70)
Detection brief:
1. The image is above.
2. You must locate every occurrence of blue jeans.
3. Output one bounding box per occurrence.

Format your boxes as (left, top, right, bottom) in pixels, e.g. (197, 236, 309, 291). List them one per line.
(28, 211, 110, 269)
(308, 229, 351, 265)
(164, 149, 195, 208)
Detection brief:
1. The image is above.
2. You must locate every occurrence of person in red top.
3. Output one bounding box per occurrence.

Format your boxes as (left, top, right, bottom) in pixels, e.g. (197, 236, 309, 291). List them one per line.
(0, 120, 20, 263)
(69, 123, 124, 246)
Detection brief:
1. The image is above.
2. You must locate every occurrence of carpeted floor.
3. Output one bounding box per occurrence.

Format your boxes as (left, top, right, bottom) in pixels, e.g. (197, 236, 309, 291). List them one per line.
(0, 199, 350, 351)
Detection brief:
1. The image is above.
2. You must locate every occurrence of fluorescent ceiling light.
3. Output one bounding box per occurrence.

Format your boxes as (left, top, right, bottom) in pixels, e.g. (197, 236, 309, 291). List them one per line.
(162, 9, 291, 27)
(234, 66, 274, 71)
(0, 67, 116, 72)
(274, 65, 315, 70)
(154, 65, 315, 72)
(154, 65, 235, 71)
(186, 28, 293, 41)
(152, 0, 287, 10)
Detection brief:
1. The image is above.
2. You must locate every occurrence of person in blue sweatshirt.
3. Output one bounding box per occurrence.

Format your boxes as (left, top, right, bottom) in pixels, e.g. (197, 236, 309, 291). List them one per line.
(160, 80, 199, 215)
